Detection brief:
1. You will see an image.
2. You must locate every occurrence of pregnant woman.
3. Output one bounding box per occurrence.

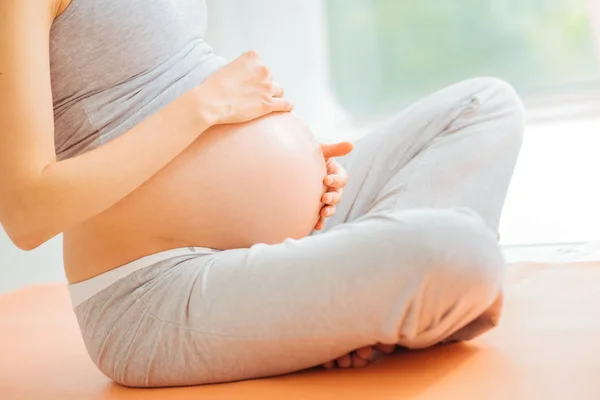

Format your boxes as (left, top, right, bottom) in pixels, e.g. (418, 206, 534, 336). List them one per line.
(0, 0, 524, 388)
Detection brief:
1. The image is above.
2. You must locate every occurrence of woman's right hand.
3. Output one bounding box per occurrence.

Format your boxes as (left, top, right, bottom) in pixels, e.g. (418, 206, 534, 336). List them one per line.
(196, 50, 294, 125)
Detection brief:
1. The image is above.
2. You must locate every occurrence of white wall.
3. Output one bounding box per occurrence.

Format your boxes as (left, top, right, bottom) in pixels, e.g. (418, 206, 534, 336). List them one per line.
(0, 233, 65, 294)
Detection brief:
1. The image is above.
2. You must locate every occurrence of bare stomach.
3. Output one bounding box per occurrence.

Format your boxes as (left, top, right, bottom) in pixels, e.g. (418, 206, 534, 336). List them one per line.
(63, 112, 327, 283)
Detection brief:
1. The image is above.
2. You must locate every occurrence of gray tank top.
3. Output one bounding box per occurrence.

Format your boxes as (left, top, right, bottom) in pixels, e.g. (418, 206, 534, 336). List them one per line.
(50, 0, 226, 160)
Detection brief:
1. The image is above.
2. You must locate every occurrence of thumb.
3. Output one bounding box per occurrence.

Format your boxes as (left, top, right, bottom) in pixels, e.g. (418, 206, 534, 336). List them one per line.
(321, 141, 354, 159)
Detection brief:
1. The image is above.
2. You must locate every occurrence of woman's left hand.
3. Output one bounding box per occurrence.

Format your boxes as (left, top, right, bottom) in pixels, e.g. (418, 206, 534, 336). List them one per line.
(315, 142, 354, 230)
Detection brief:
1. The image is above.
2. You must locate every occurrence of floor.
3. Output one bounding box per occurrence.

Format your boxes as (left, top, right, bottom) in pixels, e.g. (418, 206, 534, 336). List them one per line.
(1, 116, 599, 294)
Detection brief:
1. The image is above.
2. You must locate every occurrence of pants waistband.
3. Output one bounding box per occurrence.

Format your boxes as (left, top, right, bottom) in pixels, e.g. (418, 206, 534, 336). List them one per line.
(68, 247, 216, 308)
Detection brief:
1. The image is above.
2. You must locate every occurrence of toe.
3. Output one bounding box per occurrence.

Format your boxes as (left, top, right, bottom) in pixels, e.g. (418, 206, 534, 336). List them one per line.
(322, 360, 336, 369)
(336, 354, 352, 368)
(351, 353, 369, 368)
(355, 346, 375, 361)
(375, 343, 396, 354)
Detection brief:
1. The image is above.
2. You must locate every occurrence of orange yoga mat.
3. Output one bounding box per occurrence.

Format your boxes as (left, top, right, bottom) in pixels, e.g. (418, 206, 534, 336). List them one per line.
(1, 262, 599, 400)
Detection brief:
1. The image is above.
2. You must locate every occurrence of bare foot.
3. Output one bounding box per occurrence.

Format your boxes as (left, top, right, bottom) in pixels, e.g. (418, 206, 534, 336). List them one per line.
(322, 344, 396, 369)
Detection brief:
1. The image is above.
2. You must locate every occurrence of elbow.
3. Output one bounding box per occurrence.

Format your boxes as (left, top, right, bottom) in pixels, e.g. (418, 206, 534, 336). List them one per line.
(2, 216, 49, 251)
(1, 192, 57, 251)
(5, 228, 47, 251)
(1, 187, 57, 251)
(12, 234, 46, 251)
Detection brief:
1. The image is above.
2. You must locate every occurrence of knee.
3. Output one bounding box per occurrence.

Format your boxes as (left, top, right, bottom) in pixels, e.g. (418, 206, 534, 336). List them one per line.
(343, 210, 505, 347)
(384, 208, 505, 303)
(451, 77, 524, 162)
(473, 77, 525, 136)
(484, 77, 525, 120)
(429, 208, 505, 294)
(468, 76, 524, 110)
(384, 208, 505, 346)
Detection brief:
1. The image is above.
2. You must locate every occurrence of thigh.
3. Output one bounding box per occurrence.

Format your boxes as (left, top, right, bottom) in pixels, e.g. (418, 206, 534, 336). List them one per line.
(322, 77, 523, 232)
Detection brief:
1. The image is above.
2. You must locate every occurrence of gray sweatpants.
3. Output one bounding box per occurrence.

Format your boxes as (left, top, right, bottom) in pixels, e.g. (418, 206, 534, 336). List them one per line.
(73, 77, 524, 388)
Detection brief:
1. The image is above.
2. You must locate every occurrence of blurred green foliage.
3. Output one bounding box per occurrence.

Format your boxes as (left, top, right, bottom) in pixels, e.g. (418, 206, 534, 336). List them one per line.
(326, 0, 600, 116)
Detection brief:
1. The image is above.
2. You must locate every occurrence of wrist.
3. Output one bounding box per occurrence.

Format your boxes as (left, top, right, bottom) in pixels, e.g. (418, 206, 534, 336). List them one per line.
(188, 85, 220, 127)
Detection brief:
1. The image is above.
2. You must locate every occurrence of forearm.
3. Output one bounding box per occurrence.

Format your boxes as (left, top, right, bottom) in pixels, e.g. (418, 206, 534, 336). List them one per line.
(7, 91, 212, 249)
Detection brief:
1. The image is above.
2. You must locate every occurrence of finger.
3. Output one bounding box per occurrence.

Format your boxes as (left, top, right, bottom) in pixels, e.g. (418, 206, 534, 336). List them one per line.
(324, 173, 348, 189)
(321, 142, 354, 159)
(336, 354, 352, 369)
(270, 81, 284, 98)
(325, 159, 348, 180)
(243, 49, 261, 60)
(268, 97, 294, 112)
(375, 343, 396, 355)
(235, 50, 261, 66)
(355, 346, 375, 361)
(314, 218, 325, 231)
(321, 191, 342, 205)
(320, 205, 335, 218)
(322, 360, 336, 369)
(241, 50, 272, 79)
(351, 353, 369, 368)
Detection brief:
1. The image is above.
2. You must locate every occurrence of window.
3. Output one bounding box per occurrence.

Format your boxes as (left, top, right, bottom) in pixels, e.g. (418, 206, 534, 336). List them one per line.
(325, 0, 600, 119)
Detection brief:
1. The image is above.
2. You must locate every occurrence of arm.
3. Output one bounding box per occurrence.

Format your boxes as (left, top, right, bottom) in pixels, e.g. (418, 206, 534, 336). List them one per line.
(0, 0, 291, 250)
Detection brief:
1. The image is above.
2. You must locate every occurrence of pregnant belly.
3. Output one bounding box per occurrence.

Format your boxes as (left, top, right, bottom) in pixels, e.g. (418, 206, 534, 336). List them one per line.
(63, 112, 327, 282)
